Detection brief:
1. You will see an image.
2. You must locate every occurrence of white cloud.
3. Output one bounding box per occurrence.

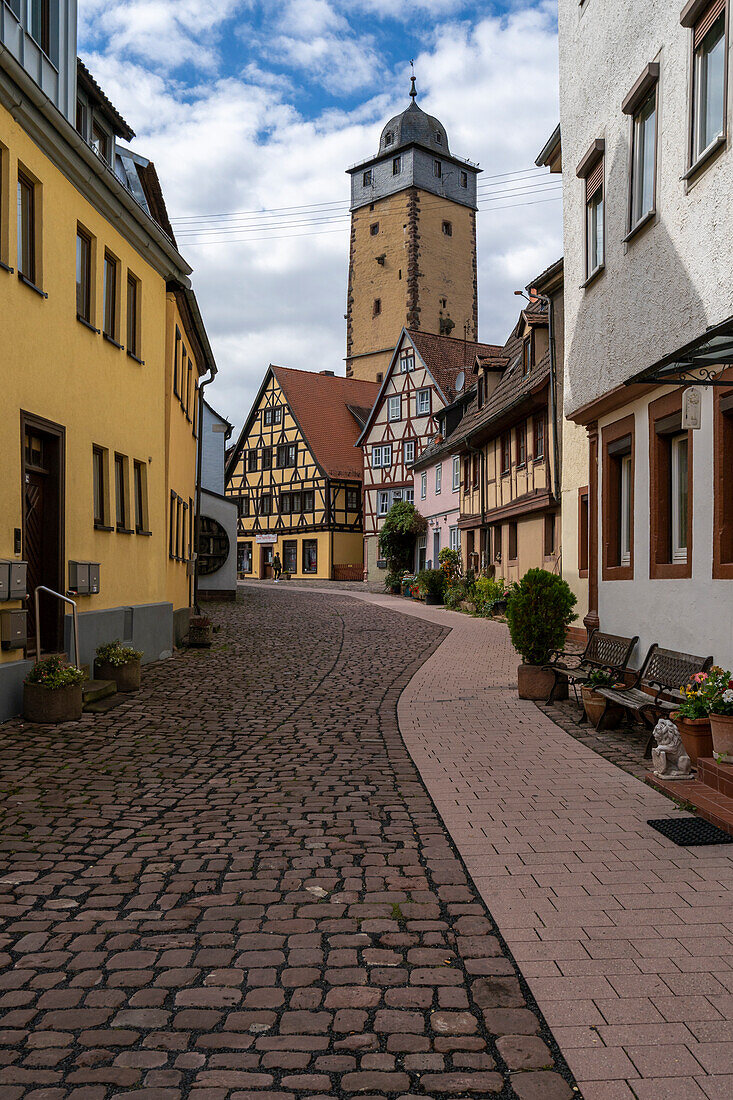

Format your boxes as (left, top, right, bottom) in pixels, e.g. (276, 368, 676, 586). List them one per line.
(80, 3, 562, 430)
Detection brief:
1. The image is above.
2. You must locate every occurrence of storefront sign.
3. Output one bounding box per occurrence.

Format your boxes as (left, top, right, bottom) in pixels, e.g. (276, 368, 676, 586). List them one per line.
(256, 533, 278, 545)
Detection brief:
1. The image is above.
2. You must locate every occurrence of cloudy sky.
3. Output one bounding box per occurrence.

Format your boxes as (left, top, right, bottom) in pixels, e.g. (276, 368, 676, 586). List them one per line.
(78, 0, 562, 431)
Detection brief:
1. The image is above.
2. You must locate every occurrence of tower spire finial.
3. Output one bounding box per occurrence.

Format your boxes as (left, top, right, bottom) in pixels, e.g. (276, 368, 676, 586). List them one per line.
(409, 60, 417, 101)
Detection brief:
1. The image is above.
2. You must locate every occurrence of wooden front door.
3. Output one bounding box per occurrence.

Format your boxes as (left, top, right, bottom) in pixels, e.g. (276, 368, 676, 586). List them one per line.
(22, 417, 64, 655)
(259, 545, 273, 579)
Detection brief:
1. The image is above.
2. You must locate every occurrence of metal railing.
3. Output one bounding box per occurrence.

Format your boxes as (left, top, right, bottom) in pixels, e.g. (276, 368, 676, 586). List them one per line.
(34, 587, 80, 669)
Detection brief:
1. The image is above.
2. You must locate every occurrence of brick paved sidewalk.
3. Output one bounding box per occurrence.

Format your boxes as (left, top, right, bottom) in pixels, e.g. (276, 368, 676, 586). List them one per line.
(0, 589, 575, 1100)
(384, 601, 733, 1100)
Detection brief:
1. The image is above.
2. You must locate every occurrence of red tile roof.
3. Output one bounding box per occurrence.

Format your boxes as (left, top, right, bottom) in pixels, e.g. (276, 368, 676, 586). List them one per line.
(408, 331, 503, 400)
(272, 367, 379, 480)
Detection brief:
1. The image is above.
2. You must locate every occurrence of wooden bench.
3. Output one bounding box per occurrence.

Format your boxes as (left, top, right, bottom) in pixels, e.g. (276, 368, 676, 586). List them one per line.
(544, 629, 639, 705)
(594, 645, 713, 756)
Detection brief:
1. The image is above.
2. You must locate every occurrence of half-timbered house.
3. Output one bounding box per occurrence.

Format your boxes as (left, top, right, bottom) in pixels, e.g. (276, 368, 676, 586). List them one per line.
(449, 261, 565, 583)
(356, 329, 501, 579)
(225, 367, 378, 581)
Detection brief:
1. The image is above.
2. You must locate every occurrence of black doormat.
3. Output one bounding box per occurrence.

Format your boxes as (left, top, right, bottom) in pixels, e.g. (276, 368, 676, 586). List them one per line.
(648, 817, 733, 846)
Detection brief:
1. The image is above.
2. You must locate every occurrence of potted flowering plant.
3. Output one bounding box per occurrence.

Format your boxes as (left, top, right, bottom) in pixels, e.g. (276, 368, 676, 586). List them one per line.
(94, 641, 143, 693)
(417, 568, 447, 606)
(581, 668, 613, 727)
(23, 657, 85, 724)
(672, 672, 714, 765)
(702, 666, 733, 764)
(384, 570, 404, 595)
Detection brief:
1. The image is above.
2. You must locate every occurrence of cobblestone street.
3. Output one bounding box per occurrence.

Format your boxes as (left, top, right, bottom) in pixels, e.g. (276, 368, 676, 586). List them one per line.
(0, 589, 574, 1100)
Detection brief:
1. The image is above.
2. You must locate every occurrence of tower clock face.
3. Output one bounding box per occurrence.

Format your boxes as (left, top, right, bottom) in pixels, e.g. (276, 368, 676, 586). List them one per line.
(197, 516, 230, 575)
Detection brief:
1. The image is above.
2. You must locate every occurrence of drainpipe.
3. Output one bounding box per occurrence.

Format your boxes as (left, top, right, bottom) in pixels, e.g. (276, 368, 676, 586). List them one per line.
(514, 289, 561, 505)
(464, 439, 484, 571)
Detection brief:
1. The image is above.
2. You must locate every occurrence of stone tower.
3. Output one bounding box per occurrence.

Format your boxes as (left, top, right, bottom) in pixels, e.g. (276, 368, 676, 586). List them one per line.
(345, 80, 480, 382)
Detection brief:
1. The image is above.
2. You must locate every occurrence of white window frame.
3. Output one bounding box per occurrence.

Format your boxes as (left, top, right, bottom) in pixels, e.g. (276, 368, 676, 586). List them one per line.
(586, 185, 604, 277)
(388, 395, 401, 421)
(404, 487, 414, 504)
(692, 11, 726, 163)
(403, 440, 415, 465)
(416, 389, 430, 416)
(372, 444, 392, 469)
(620, 453, 632, 568)
(399, 349, 415, 373)
(435, 463, 442, 494)
(452, 455, 460, 491)
(449, 526, 459, 552)
(671, 434, 689, 564)
(420, 471, 427, 500)
(630, 89, 657, 229)
(378, 490, 390, 516)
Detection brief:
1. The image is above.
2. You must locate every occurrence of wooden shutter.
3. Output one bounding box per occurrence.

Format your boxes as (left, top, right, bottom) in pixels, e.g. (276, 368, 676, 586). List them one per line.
(586, 157, 604, 201)
(695, 0, 725, 46)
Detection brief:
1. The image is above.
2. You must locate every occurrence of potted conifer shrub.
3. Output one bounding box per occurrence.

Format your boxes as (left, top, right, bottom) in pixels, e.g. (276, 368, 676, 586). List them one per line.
(94, 641, 143, 693)
(506, 569, 577, 700)
(23, 657, 85, 724)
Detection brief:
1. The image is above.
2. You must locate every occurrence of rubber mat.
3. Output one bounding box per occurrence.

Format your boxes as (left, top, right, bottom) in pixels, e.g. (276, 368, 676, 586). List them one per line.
(648, 817, 733, 846)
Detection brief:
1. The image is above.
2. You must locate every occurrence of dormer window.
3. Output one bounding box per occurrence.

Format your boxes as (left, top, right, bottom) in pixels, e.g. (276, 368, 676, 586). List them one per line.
(92, 121, 110, 164)
(435, 132, 443, 145)
(522, 338, 532, 376)
(363, 169, 372, 187)
(384, 131, 393, 146)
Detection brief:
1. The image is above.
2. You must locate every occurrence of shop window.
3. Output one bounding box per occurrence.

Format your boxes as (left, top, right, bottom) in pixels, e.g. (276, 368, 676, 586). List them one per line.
(283, 540, 298, 575)
(303, 539, 318, 574)
(714, 379, 733, 577)
(602, 415, 635, 579)
(238, 541, 253, 574)
(649, 392, 692, 578)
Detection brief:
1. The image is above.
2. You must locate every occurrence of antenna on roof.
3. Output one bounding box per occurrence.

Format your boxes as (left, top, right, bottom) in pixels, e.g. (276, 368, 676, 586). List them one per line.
(409, 61, 417, 101)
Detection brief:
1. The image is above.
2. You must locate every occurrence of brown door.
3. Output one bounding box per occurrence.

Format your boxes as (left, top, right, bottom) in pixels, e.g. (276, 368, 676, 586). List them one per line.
(259, 546, 274, 579)
(23, 418, 64, 655)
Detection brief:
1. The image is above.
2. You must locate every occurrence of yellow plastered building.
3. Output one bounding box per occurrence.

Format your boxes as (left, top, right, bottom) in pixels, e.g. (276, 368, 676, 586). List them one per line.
(226, 366, 379, 581)
(0, 12, 216, 718)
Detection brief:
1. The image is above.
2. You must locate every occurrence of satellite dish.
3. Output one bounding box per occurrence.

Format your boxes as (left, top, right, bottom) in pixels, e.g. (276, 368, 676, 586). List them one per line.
(455, 370, 465, 392)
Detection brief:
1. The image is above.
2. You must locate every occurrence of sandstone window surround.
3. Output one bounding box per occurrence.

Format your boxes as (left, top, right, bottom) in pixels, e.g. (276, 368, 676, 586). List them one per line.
(681, 0, 728, 177)
(576, 138, 605, 286)
(602, 414, 635, 581)
(648, 389, 693, 579)
(622, 63, 660, 241)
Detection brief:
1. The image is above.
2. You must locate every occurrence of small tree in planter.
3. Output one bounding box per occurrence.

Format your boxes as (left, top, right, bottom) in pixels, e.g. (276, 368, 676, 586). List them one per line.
(23, 657, 85, 724)
(506, 569, 577, 700)
(95, 641, 143, 693)
(417, 568, 447, 605)
(379, 501, 427, 590)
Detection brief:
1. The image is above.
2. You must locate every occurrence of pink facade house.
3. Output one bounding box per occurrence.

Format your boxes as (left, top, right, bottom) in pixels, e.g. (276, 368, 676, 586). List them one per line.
(411, 391, 472, 571)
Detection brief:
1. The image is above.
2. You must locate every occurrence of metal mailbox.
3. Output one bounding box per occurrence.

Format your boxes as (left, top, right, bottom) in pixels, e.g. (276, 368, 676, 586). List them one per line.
(0, 561, 9, 601)
(89, 562, 100, 594)
(9, 561, 27, 600)
(68, 561, 90, 595)
(1, 609, 27, 650)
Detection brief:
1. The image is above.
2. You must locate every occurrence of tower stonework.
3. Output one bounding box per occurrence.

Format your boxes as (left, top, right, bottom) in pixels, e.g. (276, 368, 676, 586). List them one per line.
(345, 87, 480, 382)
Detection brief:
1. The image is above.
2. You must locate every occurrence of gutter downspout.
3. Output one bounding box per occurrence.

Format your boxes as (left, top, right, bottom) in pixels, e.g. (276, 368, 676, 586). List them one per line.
(464, 439, 484, 571)
(540, 292, 561, 506)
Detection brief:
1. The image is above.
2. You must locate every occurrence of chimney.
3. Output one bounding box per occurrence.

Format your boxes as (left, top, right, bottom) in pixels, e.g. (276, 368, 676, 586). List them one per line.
(319, 370, 335, 376)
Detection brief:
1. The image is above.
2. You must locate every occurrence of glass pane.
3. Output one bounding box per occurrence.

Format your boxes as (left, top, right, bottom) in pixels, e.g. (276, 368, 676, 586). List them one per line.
(677, 437, 688, 551)
(696, 18, 725, 155)
(104, 256, 116, 336)
(632, 94, 656, 223)
(17, 177, 33, 280)
(127, 278, 137, 352)
(93, 452, 103, 523)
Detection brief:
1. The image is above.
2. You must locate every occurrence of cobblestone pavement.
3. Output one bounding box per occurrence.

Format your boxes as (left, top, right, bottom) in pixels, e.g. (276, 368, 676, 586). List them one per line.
(0, 589, 575, 1100)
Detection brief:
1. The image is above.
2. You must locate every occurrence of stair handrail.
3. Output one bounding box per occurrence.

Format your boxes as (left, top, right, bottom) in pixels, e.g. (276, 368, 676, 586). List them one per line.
(33, 587, 80, 670)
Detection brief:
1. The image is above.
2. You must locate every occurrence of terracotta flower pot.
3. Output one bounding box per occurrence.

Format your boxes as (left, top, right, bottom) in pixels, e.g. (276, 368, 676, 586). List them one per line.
(94, 658, 141, 693)
(581, 685, 607, 727)
(517, 664, 556, 700)
(672, 713, 713, 766)
(710, 712, 733, 764)
(23, 681, 82, 724)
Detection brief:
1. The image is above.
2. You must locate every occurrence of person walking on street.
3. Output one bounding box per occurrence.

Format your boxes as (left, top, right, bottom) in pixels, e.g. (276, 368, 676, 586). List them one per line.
(273, 552, 282, 583)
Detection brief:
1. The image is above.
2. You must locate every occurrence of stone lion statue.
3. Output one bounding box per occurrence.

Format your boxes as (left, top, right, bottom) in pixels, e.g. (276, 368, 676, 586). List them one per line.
(651, 717, 692, 780)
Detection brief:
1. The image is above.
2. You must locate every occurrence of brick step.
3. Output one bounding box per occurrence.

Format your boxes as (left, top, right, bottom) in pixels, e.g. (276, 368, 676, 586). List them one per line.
(84, 694, 125, 715)
(698, 756, 733, 799)
(645, 770, 733, 838)
(82, 679, 116, 707)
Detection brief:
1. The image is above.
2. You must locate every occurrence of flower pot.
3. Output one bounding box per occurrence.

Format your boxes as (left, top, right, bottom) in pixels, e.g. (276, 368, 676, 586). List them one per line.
(94, 658, 141, 693)
(710, 712, 733, 764)
(492, 599, 508, 615)
(581, 685, 607, 726)
(517, 664, 556, 700)
(390, 584, 401, 595)
(425, 593, 444, 606)
(672, 713, 713, 766)
(23, 681, 83, 724)
(188, 620, 213, 647)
